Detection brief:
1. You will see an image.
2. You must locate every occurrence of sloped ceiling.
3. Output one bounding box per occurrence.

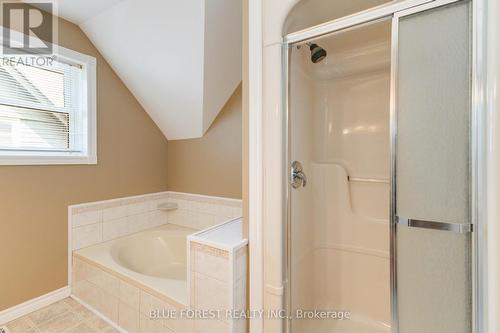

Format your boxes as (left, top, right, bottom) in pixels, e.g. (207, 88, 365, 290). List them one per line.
(53, 0, 242, 140)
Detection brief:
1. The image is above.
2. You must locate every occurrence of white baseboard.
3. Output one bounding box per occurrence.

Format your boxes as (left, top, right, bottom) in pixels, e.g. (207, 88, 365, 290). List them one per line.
(0, 287, 70, 325)
(70, 295, 126, 333)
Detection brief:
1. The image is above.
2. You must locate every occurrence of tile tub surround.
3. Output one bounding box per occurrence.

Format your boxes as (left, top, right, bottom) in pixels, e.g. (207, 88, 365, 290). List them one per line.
(70, 192, 170, 251)
(71, 220, 248, 333)
(72, 255, 190, 333)
(166, 192, 242, 230)
(68, 193, 244, 333)
(70, 191, 242, 251)
(188, 219, 248, 333)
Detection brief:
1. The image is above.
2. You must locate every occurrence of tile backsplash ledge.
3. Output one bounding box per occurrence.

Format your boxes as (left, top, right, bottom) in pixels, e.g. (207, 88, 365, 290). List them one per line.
(70, 191, 242, 250)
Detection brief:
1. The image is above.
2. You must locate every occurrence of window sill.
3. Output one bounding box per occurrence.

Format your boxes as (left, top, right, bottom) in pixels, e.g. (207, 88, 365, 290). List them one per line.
(0, 153, 97, 165)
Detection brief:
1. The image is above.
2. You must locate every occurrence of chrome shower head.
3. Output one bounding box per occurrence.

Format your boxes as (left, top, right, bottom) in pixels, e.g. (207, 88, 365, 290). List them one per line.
(308, 43, 327, 64)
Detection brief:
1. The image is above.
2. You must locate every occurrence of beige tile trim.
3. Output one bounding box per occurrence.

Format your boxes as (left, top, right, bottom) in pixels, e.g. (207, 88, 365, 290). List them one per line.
(71, 191, 242, 214)
(190, 242, 230, 259)
(71, 192, 169, 214)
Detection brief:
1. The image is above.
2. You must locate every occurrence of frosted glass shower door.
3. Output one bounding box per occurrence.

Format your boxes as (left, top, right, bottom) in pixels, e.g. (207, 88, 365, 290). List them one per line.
(394, 1, 472, 333)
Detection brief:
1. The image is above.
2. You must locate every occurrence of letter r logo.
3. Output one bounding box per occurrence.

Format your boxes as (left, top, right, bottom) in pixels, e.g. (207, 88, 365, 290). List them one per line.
(2, 1, 55, 55)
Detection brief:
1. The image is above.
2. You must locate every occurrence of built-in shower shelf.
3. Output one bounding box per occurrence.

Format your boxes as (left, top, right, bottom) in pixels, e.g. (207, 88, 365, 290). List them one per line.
(157, 202, 178, 211)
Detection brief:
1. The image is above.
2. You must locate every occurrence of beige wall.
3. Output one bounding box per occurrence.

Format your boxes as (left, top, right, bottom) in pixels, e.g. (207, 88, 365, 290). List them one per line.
(166, 85, 242, 199)
(0, 16, 169, 310)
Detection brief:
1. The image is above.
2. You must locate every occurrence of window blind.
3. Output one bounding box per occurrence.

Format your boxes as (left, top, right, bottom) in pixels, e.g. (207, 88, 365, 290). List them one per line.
(0, 58, 83, 152)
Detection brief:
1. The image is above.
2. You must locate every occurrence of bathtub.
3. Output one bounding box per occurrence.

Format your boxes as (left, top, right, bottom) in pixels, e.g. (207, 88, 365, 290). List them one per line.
(74, 224, 196, 305)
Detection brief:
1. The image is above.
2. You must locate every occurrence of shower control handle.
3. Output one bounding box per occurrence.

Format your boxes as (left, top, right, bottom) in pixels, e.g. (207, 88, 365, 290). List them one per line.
(291, 161, 307, 189)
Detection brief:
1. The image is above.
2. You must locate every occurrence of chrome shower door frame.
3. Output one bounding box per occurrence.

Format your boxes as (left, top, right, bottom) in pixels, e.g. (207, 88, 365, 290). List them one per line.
(283, 0, 487, 332)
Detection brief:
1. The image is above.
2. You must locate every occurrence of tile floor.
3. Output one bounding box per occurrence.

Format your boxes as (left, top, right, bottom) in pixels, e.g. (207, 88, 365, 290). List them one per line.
(2, 298, 120, 333)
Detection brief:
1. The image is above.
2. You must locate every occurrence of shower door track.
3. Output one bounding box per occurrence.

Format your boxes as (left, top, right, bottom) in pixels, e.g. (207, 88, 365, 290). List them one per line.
(282, 0, 488, 332)
(284, 0, 435, 44)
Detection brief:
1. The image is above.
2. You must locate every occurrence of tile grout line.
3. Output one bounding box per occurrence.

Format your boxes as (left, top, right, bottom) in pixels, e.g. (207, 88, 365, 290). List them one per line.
(10, 299, 114, 333)
(63, 300, 99, 333)
(30, 302, 75, 333)
(24, 316, 41, 333)
(69, 296, 126, 333)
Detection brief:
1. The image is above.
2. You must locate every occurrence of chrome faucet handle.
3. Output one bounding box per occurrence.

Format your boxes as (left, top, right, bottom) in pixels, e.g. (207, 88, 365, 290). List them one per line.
(296, 170, 307, 187)
(291, 161, 307, 189)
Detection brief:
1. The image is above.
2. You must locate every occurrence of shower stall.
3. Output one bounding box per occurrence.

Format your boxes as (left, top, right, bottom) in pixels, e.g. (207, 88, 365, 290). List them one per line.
(284, 0, 482, 332)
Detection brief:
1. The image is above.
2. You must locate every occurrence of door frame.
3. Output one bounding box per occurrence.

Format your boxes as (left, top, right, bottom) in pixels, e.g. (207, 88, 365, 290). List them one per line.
(281, 0, 488, 332)
(248, 0, 264, 332)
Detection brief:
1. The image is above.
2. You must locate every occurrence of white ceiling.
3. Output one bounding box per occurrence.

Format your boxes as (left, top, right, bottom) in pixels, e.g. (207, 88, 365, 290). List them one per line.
(54, 0, 126, 25)
(51, 0, 242, 140)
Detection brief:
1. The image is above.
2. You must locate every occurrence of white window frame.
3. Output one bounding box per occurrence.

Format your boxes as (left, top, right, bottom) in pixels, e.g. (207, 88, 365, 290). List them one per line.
(0, 27, 97, 165)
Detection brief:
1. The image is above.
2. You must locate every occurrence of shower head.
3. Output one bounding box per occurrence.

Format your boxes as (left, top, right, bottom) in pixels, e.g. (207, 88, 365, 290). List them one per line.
(308, 43, 327, 64)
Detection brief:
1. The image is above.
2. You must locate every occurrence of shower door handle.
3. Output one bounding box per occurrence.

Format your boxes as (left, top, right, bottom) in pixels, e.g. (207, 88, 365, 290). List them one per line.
(396, 217, 473, 233)
(291, 161, 307, 189)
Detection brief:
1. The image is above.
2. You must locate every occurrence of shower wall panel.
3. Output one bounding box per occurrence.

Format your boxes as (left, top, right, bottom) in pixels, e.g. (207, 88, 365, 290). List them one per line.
(309, 69, 391, 326)
(289, 20, 391, 332)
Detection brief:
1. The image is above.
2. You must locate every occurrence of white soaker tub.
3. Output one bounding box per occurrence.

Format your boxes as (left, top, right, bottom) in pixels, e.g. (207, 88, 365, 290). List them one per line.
(74, 224, 196, 305)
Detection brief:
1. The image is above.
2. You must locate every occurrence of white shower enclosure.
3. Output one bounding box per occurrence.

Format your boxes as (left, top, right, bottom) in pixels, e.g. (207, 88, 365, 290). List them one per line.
(284, 0, 483, 332)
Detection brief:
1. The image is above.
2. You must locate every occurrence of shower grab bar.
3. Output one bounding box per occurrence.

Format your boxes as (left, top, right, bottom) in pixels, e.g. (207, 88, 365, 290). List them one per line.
(396, 217, 473, 234)
(348, 176, 389, 184)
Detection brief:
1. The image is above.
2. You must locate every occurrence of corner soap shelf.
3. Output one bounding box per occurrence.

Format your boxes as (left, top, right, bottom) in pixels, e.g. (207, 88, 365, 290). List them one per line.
(157, 202, 178, 211)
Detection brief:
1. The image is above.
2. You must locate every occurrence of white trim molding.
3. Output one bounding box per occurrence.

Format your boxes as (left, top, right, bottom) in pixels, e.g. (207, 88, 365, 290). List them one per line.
(248, 0, 264, 331)
(0, 287, 70, 325)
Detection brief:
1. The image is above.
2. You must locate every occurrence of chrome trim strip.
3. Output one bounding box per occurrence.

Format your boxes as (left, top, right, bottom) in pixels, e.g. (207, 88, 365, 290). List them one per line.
(389, 14, 400, 333)
(393, 0, 464, 17)
(471, 0, 488, 331)
(397, 217, 474, 233)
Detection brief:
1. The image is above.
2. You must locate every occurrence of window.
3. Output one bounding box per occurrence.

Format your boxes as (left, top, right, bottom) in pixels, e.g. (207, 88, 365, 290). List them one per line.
(0, 31, 96, 165)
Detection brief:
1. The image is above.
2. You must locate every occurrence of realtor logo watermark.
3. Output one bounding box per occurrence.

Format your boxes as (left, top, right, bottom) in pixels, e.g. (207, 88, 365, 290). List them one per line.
(1, 0, 57, 55)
